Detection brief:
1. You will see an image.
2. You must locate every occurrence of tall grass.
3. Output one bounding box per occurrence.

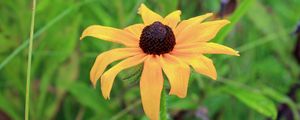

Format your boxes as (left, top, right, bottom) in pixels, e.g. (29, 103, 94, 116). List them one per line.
(25, 0, 36, 119)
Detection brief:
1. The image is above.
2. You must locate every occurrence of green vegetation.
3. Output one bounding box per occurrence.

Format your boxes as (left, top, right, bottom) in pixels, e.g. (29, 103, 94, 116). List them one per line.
(1, 0, 300, 119)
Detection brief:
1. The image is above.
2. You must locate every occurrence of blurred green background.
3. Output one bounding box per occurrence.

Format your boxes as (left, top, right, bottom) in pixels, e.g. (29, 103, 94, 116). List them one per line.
(1, 0, 300, 120)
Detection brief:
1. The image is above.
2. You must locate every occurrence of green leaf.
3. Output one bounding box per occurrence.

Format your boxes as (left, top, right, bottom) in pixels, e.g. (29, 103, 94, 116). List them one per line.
(262, 87, 300, 120)
(204, 94, 230, 117)
(168, 95, 198, 110)
(66, 82, 112, 118)
(223, 84, 277, 119)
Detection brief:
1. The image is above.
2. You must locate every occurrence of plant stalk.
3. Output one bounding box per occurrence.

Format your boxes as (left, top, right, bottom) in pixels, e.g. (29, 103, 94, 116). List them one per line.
(160, 89, 168, 120)
(25, 0, 36, 120)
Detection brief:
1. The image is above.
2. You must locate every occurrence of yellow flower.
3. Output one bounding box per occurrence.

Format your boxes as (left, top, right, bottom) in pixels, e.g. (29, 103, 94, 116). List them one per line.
(80, 4, 239, 120)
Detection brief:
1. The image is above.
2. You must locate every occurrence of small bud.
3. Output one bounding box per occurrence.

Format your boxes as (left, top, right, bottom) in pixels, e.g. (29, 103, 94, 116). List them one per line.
(293, 22, 300, 64)
(295, 22, 300, 34)
(218, 0, 237, 18)
(195, 107, 209, 120)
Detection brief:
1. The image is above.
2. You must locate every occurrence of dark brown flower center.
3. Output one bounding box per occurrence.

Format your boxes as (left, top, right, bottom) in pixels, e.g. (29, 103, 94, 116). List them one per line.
(139, 21, 176, 55)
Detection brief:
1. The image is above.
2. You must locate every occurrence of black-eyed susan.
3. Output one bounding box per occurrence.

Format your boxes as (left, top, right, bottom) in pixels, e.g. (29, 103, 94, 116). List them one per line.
(80, 3, 239, 120)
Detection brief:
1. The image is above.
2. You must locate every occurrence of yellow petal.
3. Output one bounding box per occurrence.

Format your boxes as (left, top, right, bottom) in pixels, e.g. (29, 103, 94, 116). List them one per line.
(80, 25, 138, 47)
(174, 42, 240, 56)
(101, 54, 147, 99)
(90, 48, 142, 87)
(138, 4, 163, 25)
(140, 56, 163, 120)
(175, 13, 213, 35)
(177, 20, 230, 43)
(124, 24, 145, 39)
(172, 53, 217, 80)
(159, 54, 190, 98)
(163, 10, 181, 30)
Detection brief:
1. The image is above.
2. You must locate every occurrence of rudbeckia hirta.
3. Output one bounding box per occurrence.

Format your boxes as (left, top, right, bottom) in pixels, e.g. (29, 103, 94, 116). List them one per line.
(80, 4, 239, 120)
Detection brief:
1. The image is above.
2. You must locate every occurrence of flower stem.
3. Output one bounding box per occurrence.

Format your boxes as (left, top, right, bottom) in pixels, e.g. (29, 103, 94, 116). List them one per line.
(25, 0, 36, 120)
(160, 88, 168, 120)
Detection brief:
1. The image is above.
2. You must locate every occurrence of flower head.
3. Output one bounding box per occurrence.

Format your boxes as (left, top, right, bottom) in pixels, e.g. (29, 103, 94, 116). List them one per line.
(81, 3, 239, 120)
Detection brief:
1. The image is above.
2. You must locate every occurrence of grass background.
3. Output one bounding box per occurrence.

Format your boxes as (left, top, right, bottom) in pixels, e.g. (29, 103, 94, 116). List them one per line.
(1, 0, 300, 119)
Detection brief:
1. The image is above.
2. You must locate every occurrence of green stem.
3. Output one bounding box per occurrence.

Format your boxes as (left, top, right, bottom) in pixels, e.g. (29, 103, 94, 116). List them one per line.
(25, 0, 36, 120)
(160, 89, 168, 120)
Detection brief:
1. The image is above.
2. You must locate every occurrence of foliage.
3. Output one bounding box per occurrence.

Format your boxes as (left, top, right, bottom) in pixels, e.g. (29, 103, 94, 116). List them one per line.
(1, 0, 300, 119)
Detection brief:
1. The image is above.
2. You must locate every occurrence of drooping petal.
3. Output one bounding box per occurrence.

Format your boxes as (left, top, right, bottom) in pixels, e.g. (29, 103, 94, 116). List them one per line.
(124, 24, 145, 39)
(90, 48, 143, 87)
(163, 10, 181, 30)
(172, 53, 217, 80)
(140, 56, 163, 120)
(174, 42, 240, 56)
(138, 4, 163, 25)
(101, 54, 147, 99)
(175, 13, 213, 35)
(80, 25, 138, 47)
(159, 54, 190, 98)
(177, 20, 230, 43)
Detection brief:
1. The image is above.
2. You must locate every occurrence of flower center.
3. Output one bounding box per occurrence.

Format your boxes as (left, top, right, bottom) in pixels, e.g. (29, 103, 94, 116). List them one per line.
(139, 21, 176, 55)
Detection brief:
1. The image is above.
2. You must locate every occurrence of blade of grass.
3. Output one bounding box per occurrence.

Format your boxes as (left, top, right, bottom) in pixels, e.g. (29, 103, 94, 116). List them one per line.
(111, 100, 141, 120)
(124, 0, 146, 26)
(25, 0, 36, 119)
(0, 0, 96, 71)
(237, 31, 290, 53)
(0, 7, 72, 70)
(0, 94, 21, 120)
